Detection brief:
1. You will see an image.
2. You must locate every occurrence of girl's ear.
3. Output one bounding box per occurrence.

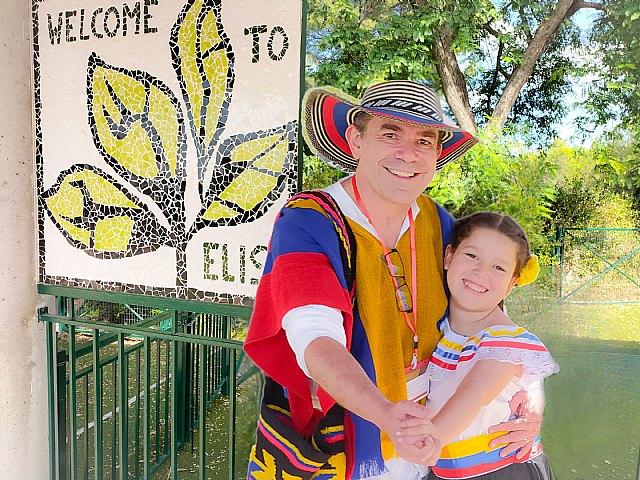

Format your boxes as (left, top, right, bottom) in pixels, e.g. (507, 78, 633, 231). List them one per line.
(504, 276, 519, 298)
(444, 244, 453, 270)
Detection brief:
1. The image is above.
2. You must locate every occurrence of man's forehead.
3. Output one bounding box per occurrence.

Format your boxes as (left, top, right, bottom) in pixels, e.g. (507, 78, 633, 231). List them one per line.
(371, 117, 439, 136)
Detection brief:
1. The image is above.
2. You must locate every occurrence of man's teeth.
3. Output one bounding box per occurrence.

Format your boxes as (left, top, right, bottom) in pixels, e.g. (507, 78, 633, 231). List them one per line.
(387, 168, 415, 178)
(464, 280, 487, 293)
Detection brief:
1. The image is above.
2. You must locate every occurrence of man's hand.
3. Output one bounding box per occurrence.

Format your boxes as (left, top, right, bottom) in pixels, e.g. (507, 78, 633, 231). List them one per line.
(379, 401, 442, 466)
(488, 390, 542, 459)
(304, 339, 442, 464)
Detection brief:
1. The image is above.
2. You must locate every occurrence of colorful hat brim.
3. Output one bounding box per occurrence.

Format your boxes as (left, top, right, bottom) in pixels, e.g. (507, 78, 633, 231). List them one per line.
(302, 86, 479, 172)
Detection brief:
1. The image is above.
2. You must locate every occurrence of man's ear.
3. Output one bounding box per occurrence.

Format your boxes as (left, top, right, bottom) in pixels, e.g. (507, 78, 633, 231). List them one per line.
(444, 244, 453, 270)
(345, 124, 362, 160)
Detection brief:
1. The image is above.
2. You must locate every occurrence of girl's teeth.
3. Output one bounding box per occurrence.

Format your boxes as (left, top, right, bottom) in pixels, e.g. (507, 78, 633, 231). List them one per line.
(464, 280, 487, 293)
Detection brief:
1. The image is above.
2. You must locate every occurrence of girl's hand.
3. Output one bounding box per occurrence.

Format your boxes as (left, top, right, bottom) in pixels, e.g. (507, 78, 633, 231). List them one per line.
(488, 390, 542, 459)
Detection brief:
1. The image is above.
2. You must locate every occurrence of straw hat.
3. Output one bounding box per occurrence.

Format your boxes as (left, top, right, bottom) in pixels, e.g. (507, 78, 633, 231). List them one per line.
(302, 80, 478, 172)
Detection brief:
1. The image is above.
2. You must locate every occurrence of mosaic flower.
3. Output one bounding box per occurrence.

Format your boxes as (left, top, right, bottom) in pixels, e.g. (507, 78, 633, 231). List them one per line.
(42, 165, 171, 258)
(42, 0, 297, 286)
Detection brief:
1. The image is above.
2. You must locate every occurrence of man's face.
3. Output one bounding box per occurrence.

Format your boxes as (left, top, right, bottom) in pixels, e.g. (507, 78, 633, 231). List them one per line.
(346, 116, 442, 209)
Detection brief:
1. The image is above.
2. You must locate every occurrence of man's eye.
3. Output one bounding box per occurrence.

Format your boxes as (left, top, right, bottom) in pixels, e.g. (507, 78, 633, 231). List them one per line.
(494, 265, 506, 272)
(465, 253, 476, 259)
(419, 138, 434, 145)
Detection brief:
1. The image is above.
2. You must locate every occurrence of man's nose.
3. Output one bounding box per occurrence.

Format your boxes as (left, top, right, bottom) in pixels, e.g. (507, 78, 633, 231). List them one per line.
(394, 141, 419, 162)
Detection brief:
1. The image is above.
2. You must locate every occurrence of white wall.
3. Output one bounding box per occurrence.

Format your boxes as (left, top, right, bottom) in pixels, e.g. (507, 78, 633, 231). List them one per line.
(0, 0, 50, 478)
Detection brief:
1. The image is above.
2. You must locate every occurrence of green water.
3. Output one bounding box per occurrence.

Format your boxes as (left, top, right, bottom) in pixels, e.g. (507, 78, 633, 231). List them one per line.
(203, 303, 640, 480)
(516, 303, 640, 480)
(148, 302, 640, 479)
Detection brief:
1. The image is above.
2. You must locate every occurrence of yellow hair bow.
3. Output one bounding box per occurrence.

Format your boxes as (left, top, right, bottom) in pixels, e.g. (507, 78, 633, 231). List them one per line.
(516, 255, 539, 287)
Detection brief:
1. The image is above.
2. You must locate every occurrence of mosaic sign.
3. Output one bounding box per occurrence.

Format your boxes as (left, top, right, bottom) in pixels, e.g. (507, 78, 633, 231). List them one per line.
(33, 0, 301, 304)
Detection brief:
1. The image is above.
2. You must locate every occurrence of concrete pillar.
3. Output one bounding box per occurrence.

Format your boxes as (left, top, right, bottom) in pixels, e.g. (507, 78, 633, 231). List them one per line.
(0, 1, 50, 478)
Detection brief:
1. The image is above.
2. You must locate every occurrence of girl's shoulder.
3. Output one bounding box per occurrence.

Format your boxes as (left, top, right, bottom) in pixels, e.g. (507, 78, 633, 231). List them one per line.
(476, 323, 542, 348)
(472, 325, 559, 382)
(432, 320, 559, 384)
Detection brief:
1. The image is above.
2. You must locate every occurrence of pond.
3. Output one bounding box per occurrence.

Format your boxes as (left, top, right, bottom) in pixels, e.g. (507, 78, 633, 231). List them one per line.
(180, 302, 640, 480)
(61, 300, 639, 479)
(524, 303, 640, 480)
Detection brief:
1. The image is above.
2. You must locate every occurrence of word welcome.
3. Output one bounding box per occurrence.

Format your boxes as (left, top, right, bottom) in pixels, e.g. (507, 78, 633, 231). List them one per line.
(46, 0, 158, 45)
(203, 243, 267, 285)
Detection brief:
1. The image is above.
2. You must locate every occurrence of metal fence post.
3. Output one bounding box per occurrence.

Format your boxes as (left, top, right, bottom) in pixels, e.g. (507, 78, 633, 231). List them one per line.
(39, 296, 256, 480)
(56, 349, 69, 480)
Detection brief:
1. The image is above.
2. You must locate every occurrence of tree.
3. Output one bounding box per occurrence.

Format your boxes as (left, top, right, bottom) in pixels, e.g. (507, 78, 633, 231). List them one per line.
(582, 0, 640, 129)
(307, 0, 609, 138)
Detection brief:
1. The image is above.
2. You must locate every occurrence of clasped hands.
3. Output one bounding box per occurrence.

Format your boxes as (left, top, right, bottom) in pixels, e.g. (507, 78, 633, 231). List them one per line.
(380, 400, 440, 466)
(382, 392, 541, 466)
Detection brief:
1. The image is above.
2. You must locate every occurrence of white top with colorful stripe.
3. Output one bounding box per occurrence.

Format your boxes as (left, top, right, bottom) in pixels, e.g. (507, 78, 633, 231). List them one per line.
(427, 318, 559, 479)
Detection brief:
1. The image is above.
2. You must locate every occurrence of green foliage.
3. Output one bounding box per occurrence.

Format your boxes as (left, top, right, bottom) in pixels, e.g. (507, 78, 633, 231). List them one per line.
(589, 193, 639, 229)
(302, 154, 347, 190)
(552, 179, 601, 228)
(307, 0, 443, 95)
(428, 131, 556, 252)
(543, 134, 640, 230)
(586, 0, 640, 128)
(307, 0, 587, 140)
(468, 2, 582, 140)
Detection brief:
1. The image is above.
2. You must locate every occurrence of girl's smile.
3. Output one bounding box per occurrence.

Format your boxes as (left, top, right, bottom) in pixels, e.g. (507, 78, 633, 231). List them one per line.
(444, 227, 520, 334)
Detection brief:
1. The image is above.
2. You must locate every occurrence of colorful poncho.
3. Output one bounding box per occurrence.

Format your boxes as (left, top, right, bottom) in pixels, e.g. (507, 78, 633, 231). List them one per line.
(244, 189, 454, 479)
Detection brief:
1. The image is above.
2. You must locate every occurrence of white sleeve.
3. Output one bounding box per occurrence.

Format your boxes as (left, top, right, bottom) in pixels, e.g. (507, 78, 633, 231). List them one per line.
(527, 378, 546, 414)
(282, 305, 346, 377)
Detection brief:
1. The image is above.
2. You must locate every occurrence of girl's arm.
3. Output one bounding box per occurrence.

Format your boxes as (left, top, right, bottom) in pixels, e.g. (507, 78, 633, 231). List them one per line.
(398, 359, 521, 446)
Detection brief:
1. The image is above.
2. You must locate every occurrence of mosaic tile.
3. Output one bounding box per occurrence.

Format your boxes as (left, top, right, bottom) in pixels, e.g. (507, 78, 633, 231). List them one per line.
(33, 0, 300, 303)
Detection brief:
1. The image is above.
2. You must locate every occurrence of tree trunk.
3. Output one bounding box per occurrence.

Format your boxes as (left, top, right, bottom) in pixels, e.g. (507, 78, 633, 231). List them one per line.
(433, 24, 478, 133)
(485, 0, 576, 135)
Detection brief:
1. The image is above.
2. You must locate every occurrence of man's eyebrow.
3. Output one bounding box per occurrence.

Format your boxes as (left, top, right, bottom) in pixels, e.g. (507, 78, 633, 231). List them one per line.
(379, 123, 402, 131)
(417, 129, 438, 137)
(379, 122, 438, 137)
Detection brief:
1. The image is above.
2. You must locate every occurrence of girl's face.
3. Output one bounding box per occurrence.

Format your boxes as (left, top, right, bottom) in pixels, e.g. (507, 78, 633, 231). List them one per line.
(444, 227, 520, 315)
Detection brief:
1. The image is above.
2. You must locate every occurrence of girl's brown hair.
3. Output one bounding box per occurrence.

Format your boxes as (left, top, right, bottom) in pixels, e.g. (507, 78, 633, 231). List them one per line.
(450, 212, 532, 277)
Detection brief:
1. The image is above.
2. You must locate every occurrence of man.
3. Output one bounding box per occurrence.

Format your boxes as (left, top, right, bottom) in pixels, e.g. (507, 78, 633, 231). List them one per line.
(245, 80, 541, 480)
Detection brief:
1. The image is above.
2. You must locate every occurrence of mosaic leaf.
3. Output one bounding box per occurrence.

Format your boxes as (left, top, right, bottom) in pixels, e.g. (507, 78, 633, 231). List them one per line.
(42, 165, 172, 259)
(170, 0, 234, 196)
(87, 53, 187, 228)
(196, 121, 297, 227)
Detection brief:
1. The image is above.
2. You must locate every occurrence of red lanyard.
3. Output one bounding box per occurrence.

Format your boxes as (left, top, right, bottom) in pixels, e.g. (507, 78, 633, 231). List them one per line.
(351, 176, 420, 369)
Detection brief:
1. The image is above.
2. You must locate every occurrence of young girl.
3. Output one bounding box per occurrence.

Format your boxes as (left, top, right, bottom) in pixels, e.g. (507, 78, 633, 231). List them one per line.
(398, 212, 558, 480)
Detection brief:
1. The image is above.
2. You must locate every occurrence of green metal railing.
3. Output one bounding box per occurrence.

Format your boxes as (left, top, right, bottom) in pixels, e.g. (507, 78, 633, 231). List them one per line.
(39, 290, 260, 480)
(555, 227, 640, 304)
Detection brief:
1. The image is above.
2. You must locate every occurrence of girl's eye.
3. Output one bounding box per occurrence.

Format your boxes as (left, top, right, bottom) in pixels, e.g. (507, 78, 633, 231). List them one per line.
(494, 265, 506, 272)
(464, 253, 476, 259)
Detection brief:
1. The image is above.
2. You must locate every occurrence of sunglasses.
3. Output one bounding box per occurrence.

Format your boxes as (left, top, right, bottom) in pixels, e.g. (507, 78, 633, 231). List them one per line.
(381, 249, 413, 313)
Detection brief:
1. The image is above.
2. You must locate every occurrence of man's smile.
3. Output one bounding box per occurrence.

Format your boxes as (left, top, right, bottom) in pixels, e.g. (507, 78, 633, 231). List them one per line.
(385, 167, 419, 178)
